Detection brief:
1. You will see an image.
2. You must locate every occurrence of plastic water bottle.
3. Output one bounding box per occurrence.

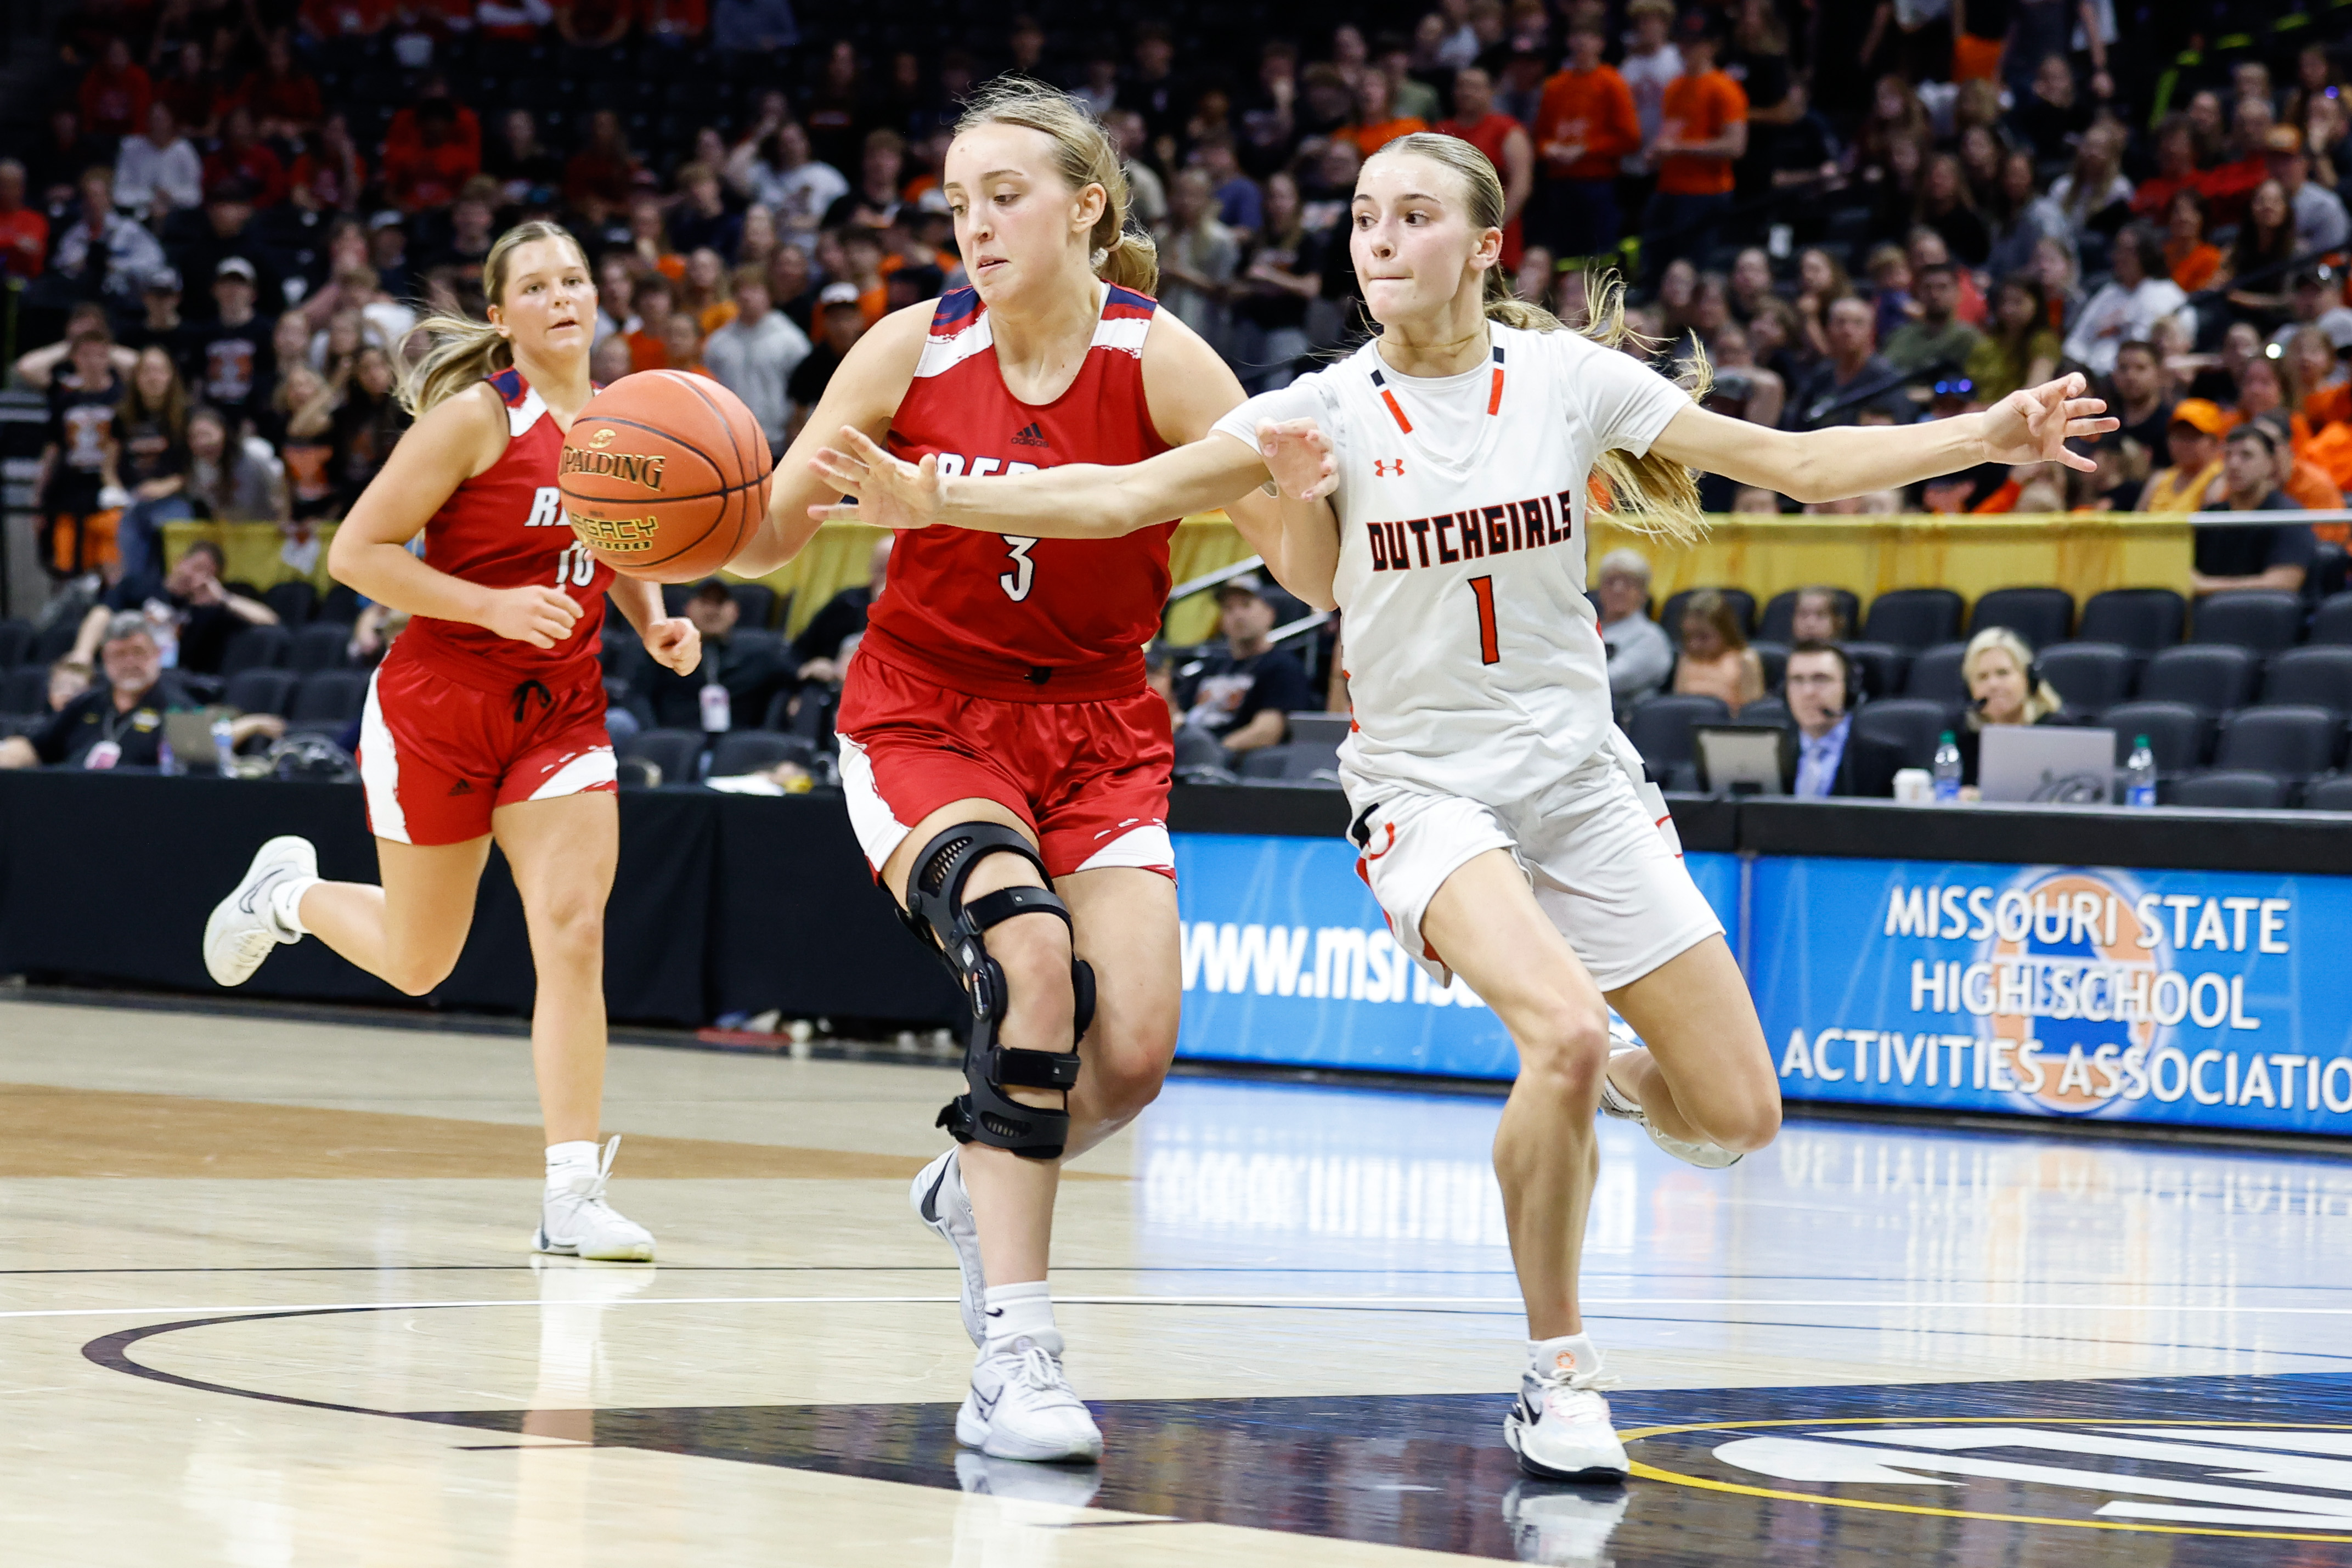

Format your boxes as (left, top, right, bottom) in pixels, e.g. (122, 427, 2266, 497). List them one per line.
(699, 679, 731, 734)
(211, 715, 236, 777)
(1932, 731, 1962, 802)
(2125, 735, 2157, 808)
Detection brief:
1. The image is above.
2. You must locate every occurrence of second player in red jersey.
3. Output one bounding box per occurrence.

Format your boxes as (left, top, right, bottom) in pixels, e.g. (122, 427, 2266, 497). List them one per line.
(732, 81, 1324, 1465)
(202, 222, 702, 1262)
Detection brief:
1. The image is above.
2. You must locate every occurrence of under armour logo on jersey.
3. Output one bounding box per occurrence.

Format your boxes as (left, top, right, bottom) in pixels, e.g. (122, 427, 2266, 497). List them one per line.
(1009, 422, 1051, 448)
(522, 487, 565, 527)
(1373, 458, 1406, 478)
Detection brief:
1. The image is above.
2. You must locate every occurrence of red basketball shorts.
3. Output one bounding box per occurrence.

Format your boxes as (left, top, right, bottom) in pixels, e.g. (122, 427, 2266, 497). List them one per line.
(358, 653, 616, 847)
(836, 652, 1176, 881)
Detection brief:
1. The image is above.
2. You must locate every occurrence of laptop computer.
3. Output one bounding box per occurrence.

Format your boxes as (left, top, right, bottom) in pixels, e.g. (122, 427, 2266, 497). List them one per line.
(1976, 725, 2117, 804)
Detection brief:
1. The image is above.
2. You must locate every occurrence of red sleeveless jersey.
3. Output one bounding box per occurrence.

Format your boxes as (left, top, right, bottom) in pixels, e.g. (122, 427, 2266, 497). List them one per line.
(865, 284, 1176, 702)
(396, 368, 614, 692)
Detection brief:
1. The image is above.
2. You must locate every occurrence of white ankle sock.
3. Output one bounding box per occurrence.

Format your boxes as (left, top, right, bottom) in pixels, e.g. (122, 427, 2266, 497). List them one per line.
(1528, 1332, 1601, 1382)
(268, 876, 319, 938)
(546, 1141, 600, 1188)
(983, 1281, 1056, 1346)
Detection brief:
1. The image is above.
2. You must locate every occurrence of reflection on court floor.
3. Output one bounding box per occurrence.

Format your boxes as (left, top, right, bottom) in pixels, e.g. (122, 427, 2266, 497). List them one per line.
(9, 997, 2352, 1566)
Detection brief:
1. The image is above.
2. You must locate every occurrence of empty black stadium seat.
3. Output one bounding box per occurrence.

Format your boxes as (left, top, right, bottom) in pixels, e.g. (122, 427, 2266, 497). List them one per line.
(2138, 645, 2259, 713)
(2078, 588, 2186, 651)
(290, 670, 370, 725)
(219, 624, 292, 677)
(1751, 640, 1789, 692)
(263, 580, 318, 627)
(2262, 646, 2352, 712)
(31, 618, 80, 668)
(0, 619, 30, 668)
(2192, 589, 2305, 653)
(2309, 590, 2352, 646)
(1851, 698, 1950, 770)
(318, 584, 365, 625)
(0, 667, 46, 715)
(2303, 774, 2352, 811)
(1903, 642, 1970, 706)
(661, 583, 695, 617)
(2316, 540, 2350, 601)
(1741, 696, 1792, 729)
(1860, 588, 1964, 652)
(223, 669, 297, 717)
(1840, 641, 1910, 702)
(1659, 588, 1756, 641)
(2170, 771, 2291, 810)
(727, 583, 779, 629)
(2037, 642, 2139, 717)
(2212, 706, 2343, 782)
(618, 727, 703, 786)
(1757, 587, 1860, 643)
(289, 622, 353, 674)
(2103, 702, 2213, 774)
(1968, 586, 2074, 648)
(708, 731, 814, 776)
(1627, 693, 1729, 776)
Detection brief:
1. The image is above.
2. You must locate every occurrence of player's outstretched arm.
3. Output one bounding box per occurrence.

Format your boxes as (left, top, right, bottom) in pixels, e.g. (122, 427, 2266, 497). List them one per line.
(805, 422, 1329, 538)
(1648, 373, 2117, 505)
(329, 382, 584, 650)
(730, 302, 930, 576)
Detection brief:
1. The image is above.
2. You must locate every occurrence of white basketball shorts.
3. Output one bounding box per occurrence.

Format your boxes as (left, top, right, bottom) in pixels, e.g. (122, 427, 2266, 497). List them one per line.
(1345, 746, 1724, 995)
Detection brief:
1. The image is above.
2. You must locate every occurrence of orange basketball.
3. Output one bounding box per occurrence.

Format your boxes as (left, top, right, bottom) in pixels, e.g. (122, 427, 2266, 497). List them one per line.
(559, 370, 774, 583)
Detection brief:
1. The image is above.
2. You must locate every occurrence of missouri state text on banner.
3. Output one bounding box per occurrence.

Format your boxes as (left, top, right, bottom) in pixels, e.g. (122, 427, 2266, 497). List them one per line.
(1749, 856, 2351, 1133)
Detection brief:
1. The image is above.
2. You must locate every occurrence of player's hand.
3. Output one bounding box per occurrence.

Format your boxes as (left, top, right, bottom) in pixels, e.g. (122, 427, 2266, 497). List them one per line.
(1257, 418, 1338, 503)
(643, 614, 701, 675)
(483, 585, 583, 648)
(805, 426, 944, 529)
(1978, 374, 2117, 474)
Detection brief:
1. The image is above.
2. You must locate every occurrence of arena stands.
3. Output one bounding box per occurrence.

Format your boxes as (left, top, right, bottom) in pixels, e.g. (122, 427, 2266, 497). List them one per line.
(5, 0, 2352, 806)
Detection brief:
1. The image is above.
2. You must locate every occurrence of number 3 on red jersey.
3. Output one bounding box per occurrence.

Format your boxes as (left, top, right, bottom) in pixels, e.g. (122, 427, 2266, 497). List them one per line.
(1000, 536, 1037, 602)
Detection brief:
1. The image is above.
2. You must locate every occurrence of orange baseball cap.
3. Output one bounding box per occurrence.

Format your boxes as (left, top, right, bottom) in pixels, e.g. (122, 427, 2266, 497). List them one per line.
(2170, 398, 2228, 436)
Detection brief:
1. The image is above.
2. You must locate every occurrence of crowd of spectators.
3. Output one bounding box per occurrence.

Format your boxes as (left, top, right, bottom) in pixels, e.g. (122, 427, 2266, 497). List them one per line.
(6, 0, 2352, 777)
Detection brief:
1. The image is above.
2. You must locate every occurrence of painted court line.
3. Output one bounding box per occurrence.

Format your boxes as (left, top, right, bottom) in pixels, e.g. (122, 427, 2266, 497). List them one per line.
(19, 1295, 2352, 1321)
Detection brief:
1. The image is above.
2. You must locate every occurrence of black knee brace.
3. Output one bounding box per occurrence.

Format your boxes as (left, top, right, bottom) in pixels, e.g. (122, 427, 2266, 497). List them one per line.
(900, 823, 1096, 1161)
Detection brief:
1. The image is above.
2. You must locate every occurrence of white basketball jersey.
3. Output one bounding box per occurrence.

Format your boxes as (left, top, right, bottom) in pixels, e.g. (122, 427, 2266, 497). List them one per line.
(1216, 323, 1690, 806)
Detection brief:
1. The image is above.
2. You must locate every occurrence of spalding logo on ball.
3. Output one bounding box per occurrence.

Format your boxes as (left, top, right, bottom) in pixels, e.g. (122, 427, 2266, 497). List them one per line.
(559, 370, 774, 584)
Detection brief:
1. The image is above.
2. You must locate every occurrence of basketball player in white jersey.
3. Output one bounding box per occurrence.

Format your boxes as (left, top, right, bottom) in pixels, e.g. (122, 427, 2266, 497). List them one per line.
(807, 132, 2112, 1481)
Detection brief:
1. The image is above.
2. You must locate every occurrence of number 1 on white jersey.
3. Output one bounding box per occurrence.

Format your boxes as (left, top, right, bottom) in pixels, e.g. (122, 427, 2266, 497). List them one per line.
(1468, 576, 1499, 664)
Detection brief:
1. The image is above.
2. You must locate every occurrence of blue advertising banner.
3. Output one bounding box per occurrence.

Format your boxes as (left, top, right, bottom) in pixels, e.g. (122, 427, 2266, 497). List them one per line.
(1749, 856, 2352, 1134)
(1172, 832, 1742, 1080)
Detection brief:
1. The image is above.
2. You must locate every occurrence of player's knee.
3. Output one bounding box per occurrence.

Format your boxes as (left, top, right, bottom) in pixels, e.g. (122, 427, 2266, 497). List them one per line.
(1086, 1018, 1177, 1120)
(529, 887, 606, 961)
(1514, 1003, 1611, 1103)
(992, 913, 1075, 1035)
(381, 947, 460, 997)
(1706, 1095, 1782, 1155)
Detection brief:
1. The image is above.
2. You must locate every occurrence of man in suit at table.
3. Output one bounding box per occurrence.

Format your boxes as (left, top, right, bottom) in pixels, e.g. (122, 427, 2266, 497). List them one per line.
(1785, 641, 1907, 798)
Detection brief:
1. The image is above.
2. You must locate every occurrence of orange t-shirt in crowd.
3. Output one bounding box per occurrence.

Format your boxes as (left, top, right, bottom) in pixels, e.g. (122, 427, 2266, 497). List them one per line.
(627, 329, 668, 374)
(1533, 65, 1641, 181)
(2302, 381, 2352, 435)
(1655, 71, 1747, 197)
(2287, 456, 2344, 511)
(1349, 117, 1428, 157)
(2166, 239, 2221, 293)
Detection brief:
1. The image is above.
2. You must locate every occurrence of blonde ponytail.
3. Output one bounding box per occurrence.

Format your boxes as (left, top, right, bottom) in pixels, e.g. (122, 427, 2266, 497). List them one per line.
(397, 219, 587, 417)
(1370, 132, 1713, 544)
(957, 77, 1159, 296)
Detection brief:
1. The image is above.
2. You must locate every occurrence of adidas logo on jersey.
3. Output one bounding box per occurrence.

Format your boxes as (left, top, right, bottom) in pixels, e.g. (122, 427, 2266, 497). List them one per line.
(1364, 489, 1578, 574)
(1009, 422, 1051, 448)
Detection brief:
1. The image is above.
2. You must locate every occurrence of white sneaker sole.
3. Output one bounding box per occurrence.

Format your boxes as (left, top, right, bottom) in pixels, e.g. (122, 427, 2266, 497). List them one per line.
(911, 1149, 986, 1346)
(1504, 1413, 1629, 1483)
(202, 836, 315, 987)
(957, 1392, 1104, 1464)
(531, 1225, 655, 1263)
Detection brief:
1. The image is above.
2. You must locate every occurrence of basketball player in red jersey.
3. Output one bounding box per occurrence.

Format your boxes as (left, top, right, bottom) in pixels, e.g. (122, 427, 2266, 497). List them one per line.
(729, 81, 1315, 1464)
(202, 222, 702, 1261)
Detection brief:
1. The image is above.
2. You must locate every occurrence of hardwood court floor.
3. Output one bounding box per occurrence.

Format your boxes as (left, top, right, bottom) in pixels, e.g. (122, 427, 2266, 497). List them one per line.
(6, 995, 2352, 1565)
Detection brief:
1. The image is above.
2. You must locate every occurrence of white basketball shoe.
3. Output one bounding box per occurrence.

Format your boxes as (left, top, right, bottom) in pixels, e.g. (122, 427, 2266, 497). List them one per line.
(202, 836, 315, 986)
(957, 1329, 1103, 1464)
(1505, 1345, 1629, 1482)
(533, 1136, 656, 1262)
(912, 1147, 988, 1345)
(1597, 1014, 1741, 1169)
